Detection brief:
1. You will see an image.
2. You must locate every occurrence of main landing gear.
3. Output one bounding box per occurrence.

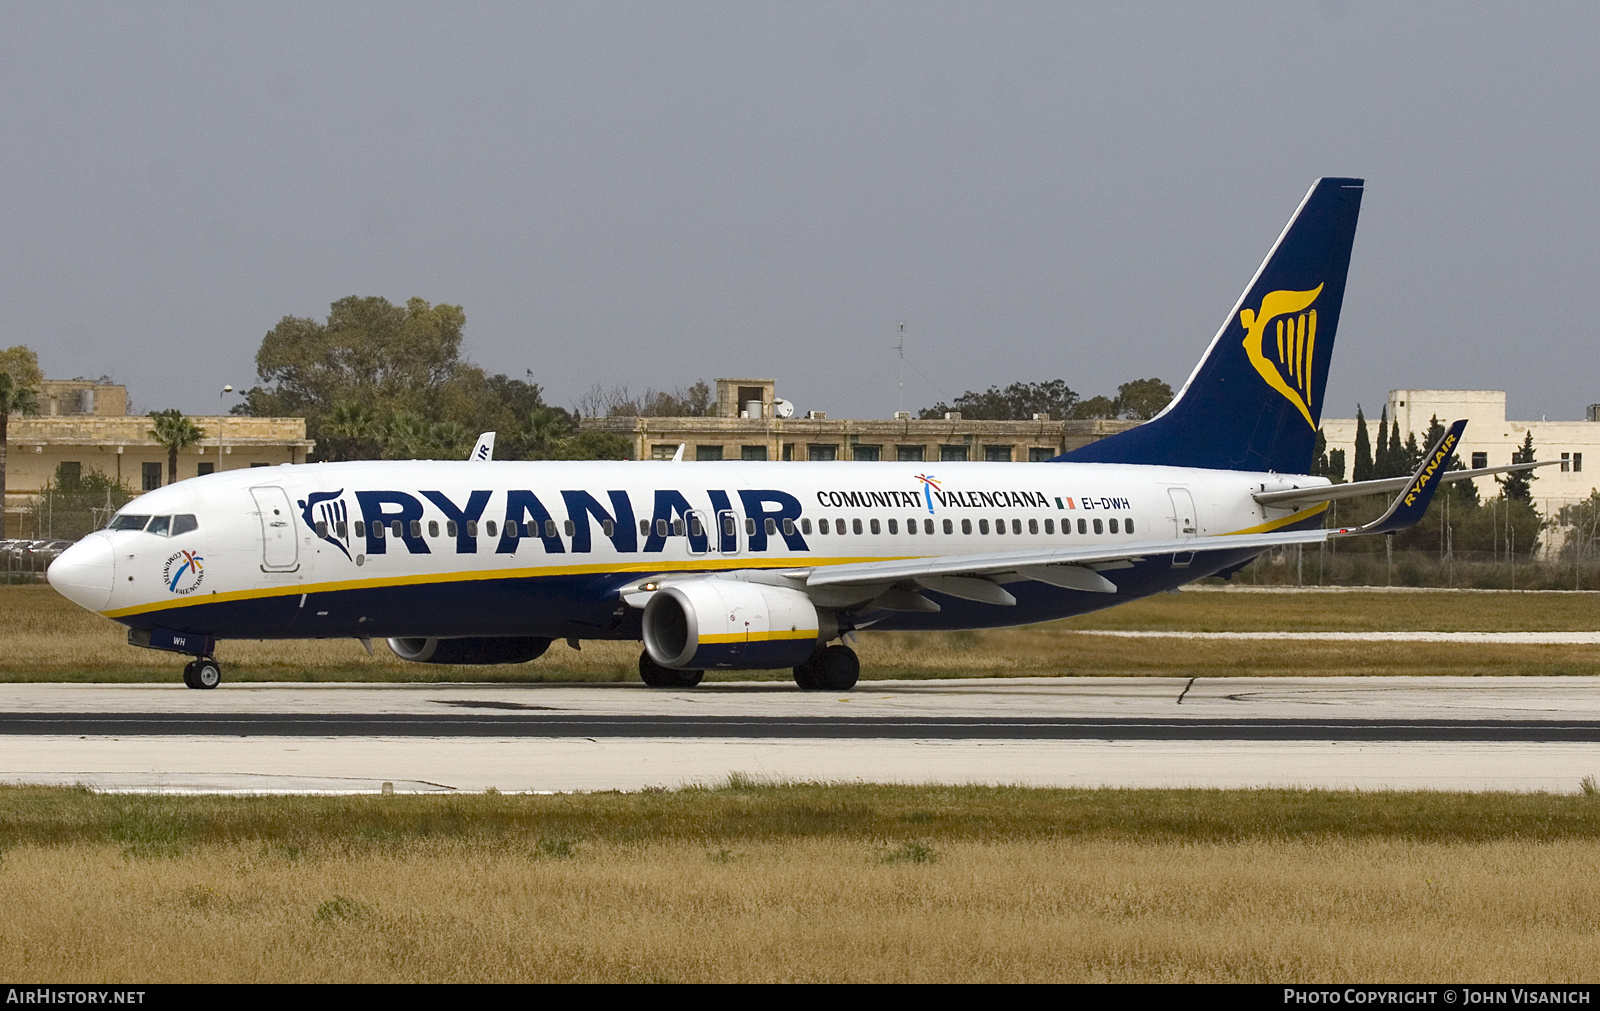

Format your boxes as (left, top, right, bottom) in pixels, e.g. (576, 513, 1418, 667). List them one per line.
(182, 658, 222, 690)
(793, 644, 859, 692)
(638, 651, 704, 688)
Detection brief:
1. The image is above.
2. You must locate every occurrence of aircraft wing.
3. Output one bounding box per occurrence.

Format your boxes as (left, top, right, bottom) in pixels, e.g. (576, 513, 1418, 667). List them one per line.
(1253, 460, 1556, 507)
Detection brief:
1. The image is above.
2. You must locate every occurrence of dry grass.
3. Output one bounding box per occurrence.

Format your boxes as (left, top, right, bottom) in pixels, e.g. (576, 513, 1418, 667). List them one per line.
(6, 584, 1598, 682)
(3, 784, 1600, 982)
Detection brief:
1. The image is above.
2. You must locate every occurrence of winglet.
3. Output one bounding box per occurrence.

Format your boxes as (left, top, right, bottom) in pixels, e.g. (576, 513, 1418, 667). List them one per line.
(469, 432, 496, 462)
(1336, 419, 1467, 537)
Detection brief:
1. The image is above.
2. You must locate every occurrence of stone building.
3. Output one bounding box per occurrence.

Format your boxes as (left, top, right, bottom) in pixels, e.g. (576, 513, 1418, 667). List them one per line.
(1321, 390, 1600, 511)
(4, 379, 313, 535)
(581, 378, 1138, 463)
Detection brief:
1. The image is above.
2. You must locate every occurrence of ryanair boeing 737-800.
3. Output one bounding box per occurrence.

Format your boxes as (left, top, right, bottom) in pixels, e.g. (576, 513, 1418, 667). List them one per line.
(46, 178, 1526, 691)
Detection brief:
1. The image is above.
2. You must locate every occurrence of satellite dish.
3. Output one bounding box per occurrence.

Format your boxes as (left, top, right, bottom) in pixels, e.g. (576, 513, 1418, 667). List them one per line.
(774, 398, 796, 419)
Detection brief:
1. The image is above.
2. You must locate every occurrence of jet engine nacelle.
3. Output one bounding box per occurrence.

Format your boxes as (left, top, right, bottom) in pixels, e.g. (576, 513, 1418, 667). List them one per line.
(642, 579, 831, 670)
(387, 636, 553, 665)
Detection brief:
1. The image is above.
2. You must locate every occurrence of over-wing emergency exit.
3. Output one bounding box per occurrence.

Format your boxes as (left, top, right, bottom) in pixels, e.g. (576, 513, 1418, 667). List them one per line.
(48, 178, 1525, 691)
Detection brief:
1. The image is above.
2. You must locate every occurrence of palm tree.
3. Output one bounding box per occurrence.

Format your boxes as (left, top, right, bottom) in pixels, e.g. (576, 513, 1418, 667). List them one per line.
(147, 409, 207, 486)
(0, 372, 41, 536)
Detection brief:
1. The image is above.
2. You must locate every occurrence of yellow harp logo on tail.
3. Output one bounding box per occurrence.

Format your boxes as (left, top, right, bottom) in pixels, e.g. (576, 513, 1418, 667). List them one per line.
(1239, 283, 1324, 429)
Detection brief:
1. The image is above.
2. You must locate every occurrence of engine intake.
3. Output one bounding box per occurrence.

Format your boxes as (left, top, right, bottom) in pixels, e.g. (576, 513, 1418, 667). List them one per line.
(387, 636, 553, 665)
(642, 579, 830, 670)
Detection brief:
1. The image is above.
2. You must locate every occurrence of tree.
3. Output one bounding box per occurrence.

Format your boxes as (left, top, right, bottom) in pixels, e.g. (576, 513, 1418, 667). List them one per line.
(1375, 406, 1391, 478)
(1070, 395, 1118, 420)
(920, 380, 1080, 421)
(147, 409, 206, 485)
(22, 464, 133, 540)
(1114, 378, 1174, 420)
(1500, 431, 1537, 503)
(0, 364, 42, 536)
(1389, 419, 1405, 478)
(1352, 406, 1373, 482)
(1311, 428, 1346, 482)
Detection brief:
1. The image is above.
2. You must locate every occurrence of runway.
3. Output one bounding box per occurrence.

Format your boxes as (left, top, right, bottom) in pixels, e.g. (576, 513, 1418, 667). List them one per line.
(2, 676, 1598, 794)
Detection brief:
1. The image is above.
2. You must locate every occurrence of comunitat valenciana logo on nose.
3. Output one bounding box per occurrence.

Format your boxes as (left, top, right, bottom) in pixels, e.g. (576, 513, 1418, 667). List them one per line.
(163, 550, 204, 595)
(1240, 283, 1324, 429)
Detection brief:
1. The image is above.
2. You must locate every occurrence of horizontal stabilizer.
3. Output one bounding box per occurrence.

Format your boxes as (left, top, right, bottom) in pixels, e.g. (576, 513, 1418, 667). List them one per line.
(1255, 459, 1560, 508)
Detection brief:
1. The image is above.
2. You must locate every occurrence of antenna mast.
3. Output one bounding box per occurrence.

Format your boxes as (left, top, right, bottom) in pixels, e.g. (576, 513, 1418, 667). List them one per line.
(892, 322, 906, 414)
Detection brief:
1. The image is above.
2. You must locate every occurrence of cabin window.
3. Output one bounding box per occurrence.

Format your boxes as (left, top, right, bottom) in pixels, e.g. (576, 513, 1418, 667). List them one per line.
(813, 518, 826, 535)
(390, 520, 403, 538)
(372, 522, 384, 540)
(171, 514, 198, 536)
(336, 521, 348, 539)
(782, 519, 794, 536)
(355, 520, 367, 538)
(544, 520, 556, 538)
(724, 516, 738, 538)
(851, 518, 863, 535)
(888, 519, 898, 535)
(690, 516, 704, 538)
(506, 522, 520, 540)
(674, 519, 686, 536)
(865, 518, 876, 535)
(1078, 518, 1087, 534)
(602, 519, 615, 537)
(146, 516, 171, 536)
(944, 519, 955, 535)
(801, 518, 812, 534)
(1093, 518, 1103, 534)
(1126, 518, 1136, 534)
(925, 519, 935, 535)
(766, 518, 778, 535)
(962, 519, 972, 535)
(1028, 519, 1038, 535)
(1012, 519, 1022, 535)
(992, 518, 1003, 535)
(447, 521, 458, 537)
(427, 521, 439, 538)
(466, 521, 477, 537)
(485, 521, 497, 537)
(978, 519, 990, 535)
(831, 519, 843, 535)
(410, 520, 422, 538)
(316, 520, 329, 538)
(563, 520, 575, 537)
(1044, 518, 1054, 534)
(1109, 518, 1119, 534)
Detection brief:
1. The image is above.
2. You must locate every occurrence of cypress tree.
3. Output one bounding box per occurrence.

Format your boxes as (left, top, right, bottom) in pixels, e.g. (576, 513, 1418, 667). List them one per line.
(1353, 406, 1373, 482)
(1389, 420, 1404, 477)
(1375, 406, 1390, 477)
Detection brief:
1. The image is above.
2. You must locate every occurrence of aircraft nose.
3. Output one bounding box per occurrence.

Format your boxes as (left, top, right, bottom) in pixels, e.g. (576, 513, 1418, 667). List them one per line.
(47, 533, 115, 612)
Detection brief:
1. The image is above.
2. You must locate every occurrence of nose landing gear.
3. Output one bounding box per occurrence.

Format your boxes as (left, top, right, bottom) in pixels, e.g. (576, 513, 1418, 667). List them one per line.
(182, 658, 222, 690)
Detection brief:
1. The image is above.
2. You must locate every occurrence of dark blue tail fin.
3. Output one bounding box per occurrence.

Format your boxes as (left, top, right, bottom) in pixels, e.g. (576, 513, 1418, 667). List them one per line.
(1061, 177, 1364, 473)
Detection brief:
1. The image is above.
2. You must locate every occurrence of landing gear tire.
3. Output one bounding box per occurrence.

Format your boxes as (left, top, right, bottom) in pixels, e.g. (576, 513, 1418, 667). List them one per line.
(793, 644, 859, 692)
(183, 659, 222, 690)
(638, 651, 704, 688)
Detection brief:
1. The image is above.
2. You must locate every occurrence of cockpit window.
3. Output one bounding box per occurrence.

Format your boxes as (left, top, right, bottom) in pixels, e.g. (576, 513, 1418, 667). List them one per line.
(108, 514, 151, 531)
(146, 516, 171, 536)
(171, 515, 199, 536)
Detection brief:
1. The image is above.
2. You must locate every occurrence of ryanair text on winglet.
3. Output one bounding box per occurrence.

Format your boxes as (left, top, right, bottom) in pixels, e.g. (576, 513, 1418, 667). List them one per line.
(1403, 431, 1459, 508)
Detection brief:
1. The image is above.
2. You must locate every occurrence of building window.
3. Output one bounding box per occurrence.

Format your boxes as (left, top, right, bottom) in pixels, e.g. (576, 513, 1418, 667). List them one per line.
(808, 444, 838, 461)
(896, 445, 926, 462)
(197, 462, 214, 476)
(141, 462, 162, 490)
(696, 445, 724, 461)
(650, 445, 677, 460)
(1575, 453, 1583, 473)
(984, 445, 1012, 462)
(782, 443, 795, 461)
(940, 444, 968, 462)
(1028, 447, 1054, 462)
(1471, 452, 1487, 469)
(57, 461, 82, 486)
(1562, 453, 1571, 472)
(741, 445, 768, 461)
(250, 462, 269, 468)
(853, 444, 882, 461)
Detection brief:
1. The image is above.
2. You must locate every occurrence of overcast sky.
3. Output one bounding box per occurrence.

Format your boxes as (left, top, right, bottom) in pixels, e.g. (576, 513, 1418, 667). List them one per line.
(3, 2, 1595, 426)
